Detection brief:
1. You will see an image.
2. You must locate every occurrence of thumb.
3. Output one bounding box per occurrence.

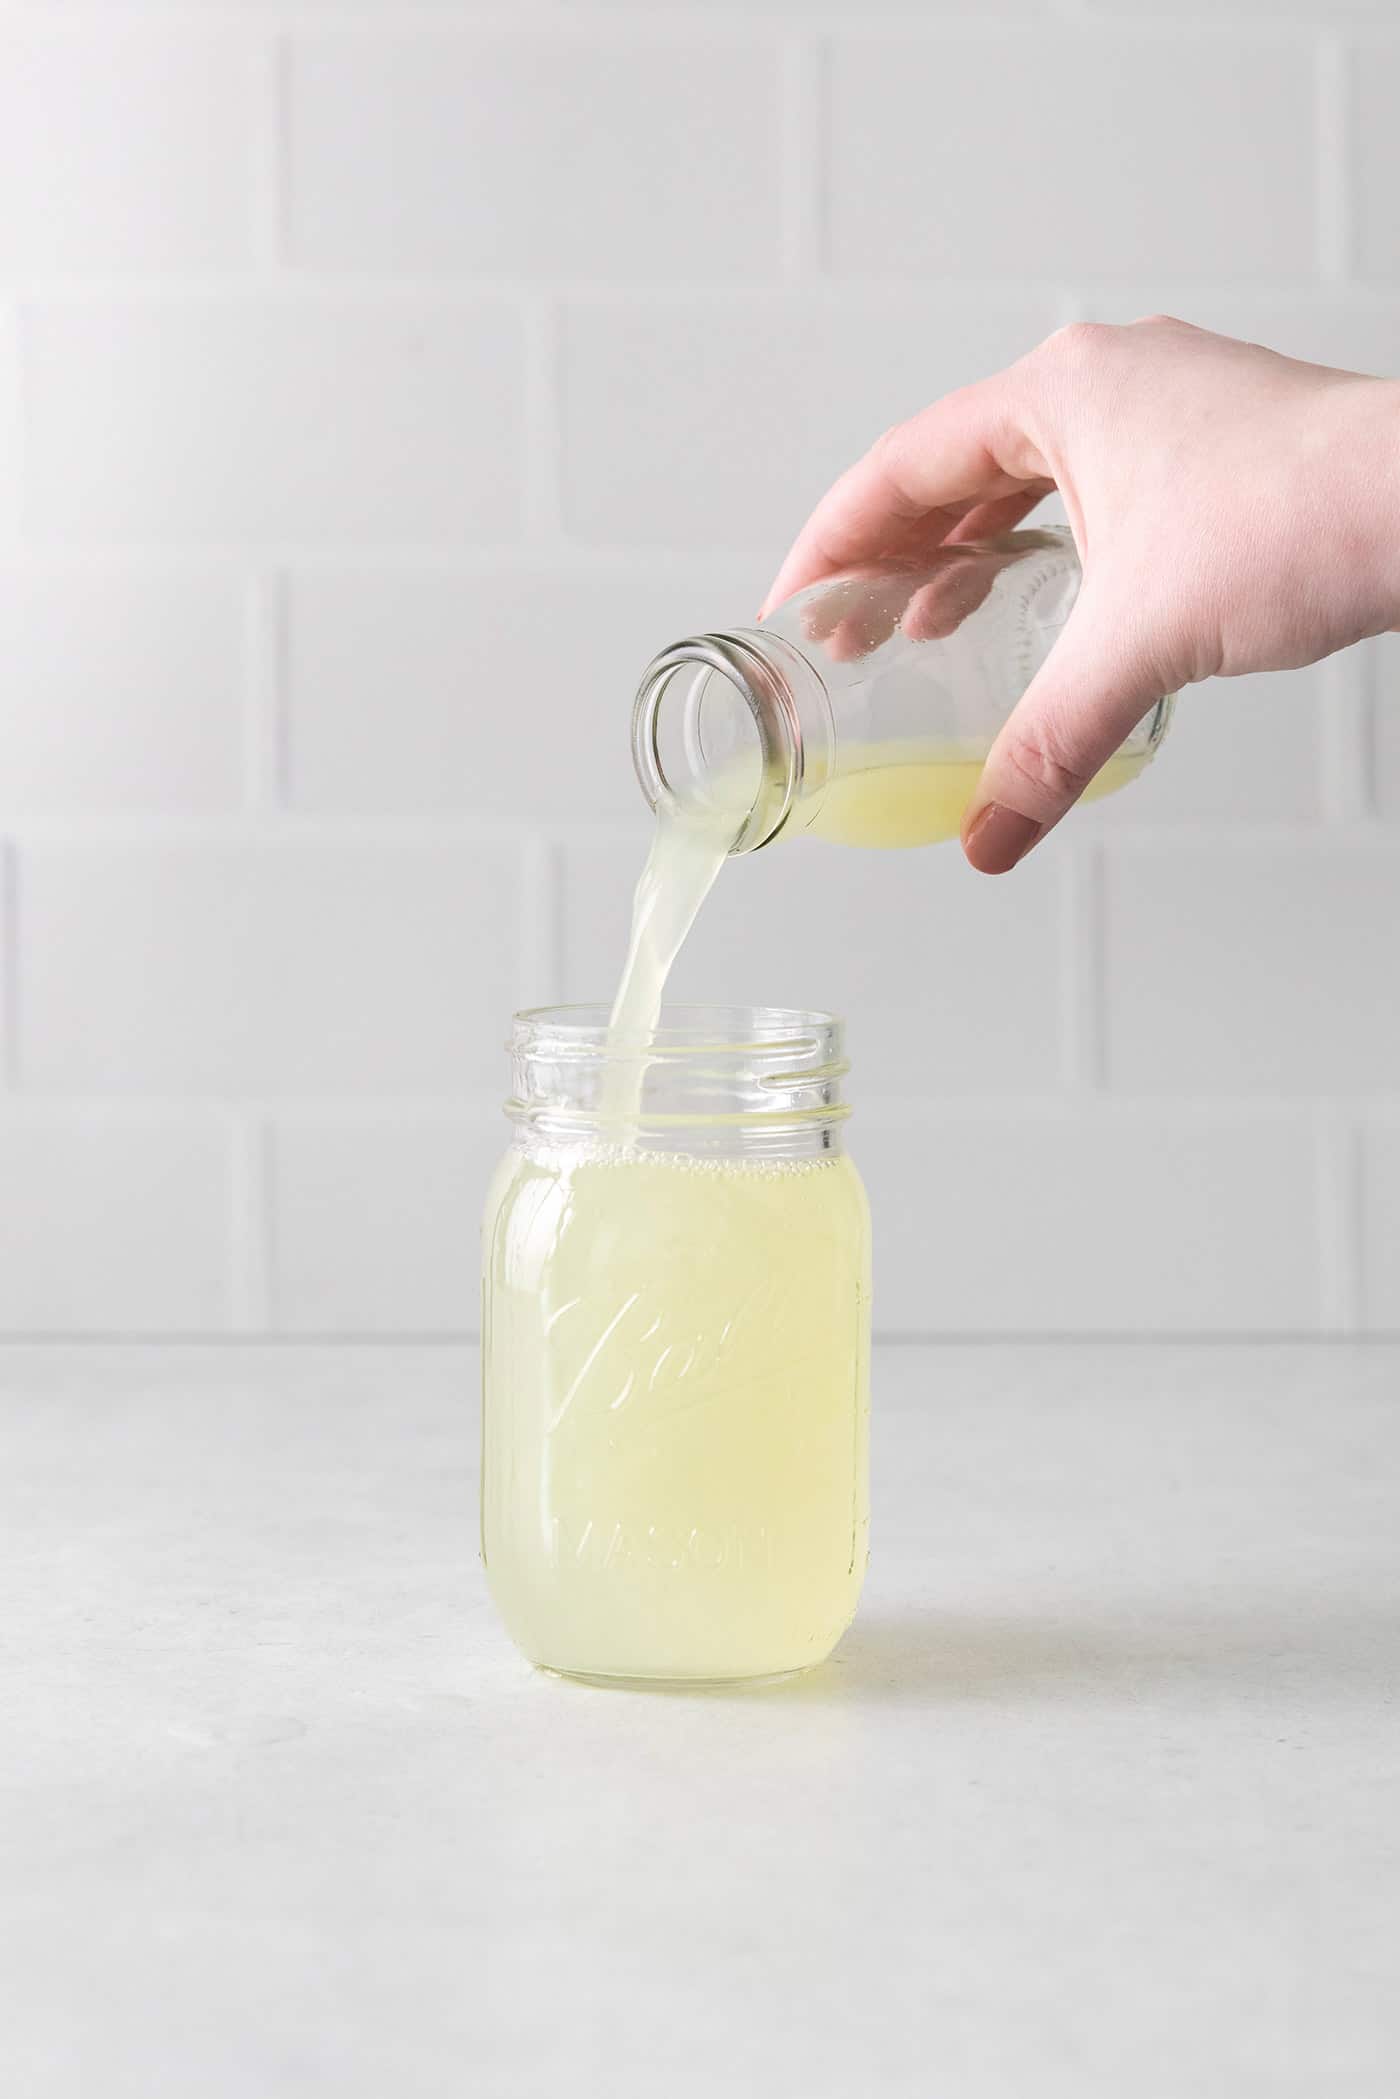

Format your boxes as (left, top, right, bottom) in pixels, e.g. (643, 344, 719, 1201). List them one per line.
(960, 586, 1167, 874)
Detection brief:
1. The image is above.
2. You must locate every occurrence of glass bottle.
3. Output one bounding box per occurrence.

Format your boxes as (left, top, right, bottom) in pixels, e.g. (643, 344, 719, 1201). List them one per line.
(632, 526, 1173, 854)
(481, 1004, 870, 1687)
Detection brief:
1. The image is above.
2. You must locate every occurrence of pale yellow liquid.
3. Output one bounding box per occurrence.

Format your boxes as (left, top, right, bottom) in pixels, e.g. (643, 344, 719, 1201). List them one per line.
(601, 794, 737, 1127)
(484, 732, 1150, 1681)
(481, 1145, 871, 1682)
(804, 740, 1150, 848)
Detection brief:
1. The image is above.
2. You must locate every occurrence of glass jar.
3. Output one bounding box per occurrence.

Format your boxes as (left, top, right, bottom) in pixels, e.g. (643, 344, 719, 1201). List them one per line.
(481, 1005, 871, 1687)
(632, 526, 1173, 853)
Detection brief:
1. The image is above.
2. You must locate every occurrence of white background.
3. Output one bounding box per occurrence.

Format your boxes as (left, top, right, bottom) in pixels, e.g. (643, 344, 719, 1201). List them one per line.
(0, 0, 1396, 1338)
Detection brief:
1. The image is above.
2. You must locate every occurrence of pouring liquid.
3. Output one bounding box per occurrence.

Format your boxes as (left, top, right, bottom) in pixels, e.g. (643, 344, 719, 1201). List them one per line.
(485, 734, 1148, 1682)
(600, 736, 1151, 1110)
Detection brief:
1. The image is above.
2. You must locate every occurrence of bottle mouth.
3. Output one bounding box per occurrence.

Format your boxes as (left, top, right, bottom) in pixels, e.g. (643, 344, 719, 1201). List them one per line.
(507, 1003, 851, 1155)
(631, 632, 817, 855)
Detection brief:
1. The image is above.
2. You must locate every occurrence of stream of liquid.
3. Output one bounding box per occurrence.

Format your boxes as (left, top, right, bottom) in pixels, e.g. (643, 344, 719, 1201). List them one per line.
(484, 734, 1152, 1681)
(601, 794, 738, 1121)
(604, 738, 1151, 1083)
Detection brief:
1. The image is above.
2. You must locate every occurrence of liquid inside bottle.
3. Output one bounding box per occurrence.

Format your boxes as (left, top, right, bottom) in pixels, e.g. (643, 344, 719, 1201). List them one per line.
(632, 528, 1173, 855)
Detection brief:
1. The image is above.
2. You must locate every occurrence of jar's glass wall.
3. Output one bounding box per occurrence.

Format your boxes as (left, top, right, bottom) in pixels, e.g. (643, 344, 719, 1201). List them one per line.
(481, 1006, 871, 1685)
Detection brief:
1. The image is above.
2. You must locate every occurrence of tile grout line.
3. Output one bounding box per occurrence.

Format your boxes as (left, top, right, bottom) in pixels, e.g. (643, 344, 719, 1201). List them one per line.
(1315, 33, 1353, 285)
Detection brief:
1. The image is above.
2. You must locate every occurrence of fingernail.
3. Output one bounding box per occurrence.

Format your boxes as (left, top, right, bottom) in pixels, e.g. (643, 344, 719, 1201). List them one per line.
(963, 802, 1043, 874)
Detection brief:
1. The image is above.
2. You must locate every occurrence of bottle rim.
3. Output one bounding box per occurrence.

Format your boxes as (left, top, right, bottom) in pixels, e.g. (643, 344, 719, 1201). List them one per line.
(631, 630, 825, 856)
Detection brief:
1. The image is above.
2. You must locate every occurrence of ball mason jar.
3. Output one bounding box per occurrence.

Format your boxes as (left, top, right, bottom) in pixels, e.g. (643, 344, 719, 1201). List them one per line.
(632, 526, 1174, 853)
(481, 1005, 871, 1687)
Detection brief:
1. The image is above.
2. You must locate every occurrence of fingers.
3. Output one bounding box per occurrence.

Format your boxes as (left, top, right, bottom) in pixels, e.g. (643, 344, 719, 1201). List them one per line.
(799, 570, 914, 662)
(944, 485, 1052, 545)
(960, 584, 1167, 874)
(901, 547, 1022, 643)
(759, 368, 1048, 619)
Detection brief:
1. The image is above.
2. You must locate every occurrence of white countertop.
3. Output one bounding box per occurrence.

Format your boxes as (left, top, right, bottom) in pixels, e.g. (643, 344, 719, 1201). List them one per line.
(3, 1342, 1399, 2097)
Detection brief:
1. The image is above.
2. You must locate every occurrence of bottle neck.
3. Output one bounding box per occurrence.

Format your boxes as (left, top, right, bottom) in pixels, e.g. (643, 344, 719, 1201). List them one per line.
(631, 629, 834, 856)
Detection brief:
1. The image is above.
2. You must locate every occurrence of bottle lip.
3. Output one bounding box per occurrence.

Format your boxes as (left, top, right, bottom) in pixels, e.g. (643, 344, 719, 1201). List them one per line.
(631, 631, 810, 856)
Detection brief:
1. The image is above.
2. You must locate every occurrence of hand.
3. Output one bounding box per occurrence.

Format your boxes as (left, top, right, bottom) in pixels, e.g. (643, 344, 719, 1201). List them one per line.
(761, 317, 1400, 871)
(792, 544, 1026, 665)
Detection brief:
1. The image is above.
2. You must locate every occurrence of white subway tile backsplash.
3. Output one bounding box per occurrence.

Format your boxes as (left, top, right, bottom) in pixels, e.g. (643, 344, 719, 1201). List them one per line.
(1360, 1122, 1400, 1332)
(284, 562, 759, 820)
(1084, 671, 1324, 828)
(23, 301, 524, 545)
(576, 0, 1050, 9)
(1092, 0, 1396, 13)
(0, 32, 257, 273)
(827, 35, 1315, 282)
(0, 1116, 231, 1332)
(1102, 844, 1400, 1094)
(561, 296, 1058, 550)
(857, 1108, 1320, 1334)
(17, 842, 523, 1097)
(1, 843, 11, 1079)
(1, 6, 1396, 1336)
(270, 1113, 502, 1333)
(0, 309, 19, 549)
(286, 35, 780, 281)
(1356, 47, 1400, 285)
(0, 571, 243, 811)
(560, 828, 1066, 1099)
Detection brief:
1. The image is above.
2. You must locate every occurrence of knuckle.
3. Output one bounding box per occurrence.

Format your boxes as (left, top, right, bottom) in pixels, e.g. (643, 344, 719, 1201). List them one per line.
(1000, 717, 1095, 808)
(1131, 310, 1189, 331)
(1038, 320, 1112, 367)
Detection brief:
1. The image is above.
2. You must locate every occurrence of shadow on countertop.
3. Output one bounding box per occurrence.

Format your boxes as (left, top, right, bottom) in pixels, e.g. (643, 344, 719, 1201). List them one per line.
(796, 1597, 1400, 1707)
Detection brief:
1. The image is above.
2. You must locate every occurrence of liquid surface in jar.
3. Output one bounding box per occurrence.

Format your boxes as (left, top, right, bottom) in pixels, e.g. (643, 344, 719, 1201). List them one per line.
(481, 1143, 871, 1682)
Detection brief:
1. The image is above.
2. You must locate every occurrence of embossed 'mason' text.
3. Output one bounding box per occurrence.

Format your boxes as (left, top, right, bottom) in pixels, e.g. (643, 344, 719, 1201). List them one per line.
(549, 1515, 772, 1573)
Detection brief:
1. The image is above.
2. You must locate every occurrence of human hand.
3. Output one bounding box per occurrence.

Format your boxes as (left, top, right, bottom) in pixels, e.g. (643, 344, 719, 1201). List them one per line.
(761, 318, 1400, 871)
(791, 543, 1025, 665)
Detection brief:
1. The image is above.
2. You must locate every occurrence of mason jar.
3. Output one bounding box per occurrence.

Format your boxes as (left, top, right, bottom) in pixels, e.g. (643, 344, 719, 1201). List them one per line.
(632, 526, 1173, 853)
(481, 1005, 871, 1687)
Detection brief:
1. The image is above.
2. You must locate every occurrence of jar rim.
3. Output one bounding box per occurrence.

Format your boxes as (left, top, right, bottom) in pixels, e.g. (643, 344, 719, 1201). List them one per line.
(506, 1005, 851, 1157)
(511, 1001, 841, 1053)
